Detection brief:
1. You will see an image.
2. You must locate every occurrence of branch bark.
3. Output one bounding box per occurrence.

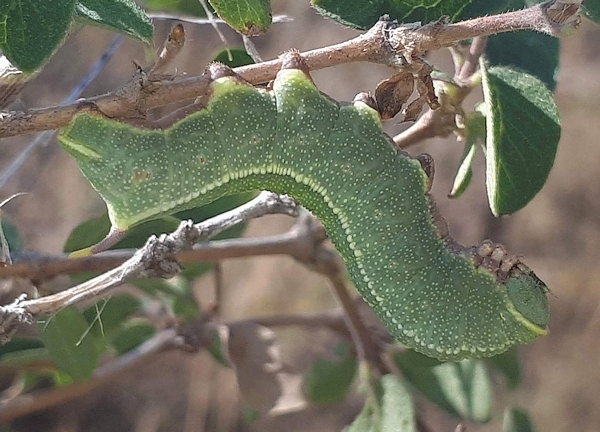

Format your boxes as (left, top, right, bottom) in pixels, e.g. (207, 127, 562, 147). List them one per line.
(0, 0, 580, 139)
(0, 192, 299, 342)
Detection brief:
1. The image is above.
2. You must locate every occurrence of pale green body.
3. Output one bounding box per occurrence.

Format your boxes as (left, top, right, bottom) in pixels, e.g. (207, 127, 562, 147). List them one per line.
(60, 67, 549, 360)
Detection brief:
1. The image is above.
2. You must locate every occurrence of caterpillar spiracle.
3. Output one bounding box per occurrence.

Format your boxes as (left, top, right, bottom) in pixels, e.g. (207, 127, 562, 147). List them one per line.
(59, 52, 549, 361)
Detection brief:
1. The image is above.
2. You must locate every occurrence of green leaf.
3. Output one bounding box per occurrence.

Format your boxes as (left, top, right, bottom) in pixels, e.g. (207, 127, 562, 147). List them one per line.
(449, 140, 476, 198)
(172, 293, 201, 321)
(486, 31, 559, 91)
(310, 0, 513, 31)
(65, 192, 256, 255)
(458, 0, 514, 20)
(380, 374, 417, 432)
(174, 191, 257, 225)
(304, 342, 357, 405)
(1, 217, 23, 254)
(110, 320, 156, 354)
(583, 0, 600, 24)
(0, 338, 44, 360)
(503, 408, 536, 432)
(208, 0, 271, 35)
(39, 307, 99, 381)
(487, 348, 521, 389)
(146, 0, 209, 16)
(449, 110, 485, 198)
(0, 348, 51, 368)
(394, 351, 493, 423)
(0, 0, 77, 73)
(63, 213, 180, 252)
(64, 194, 255, 283)
(207, 325, 230, 367)
(344, 401, 375, 432)
(213, 48, 255, 68)
(343, 374, 415, 432)
(82, 295, 141, 336)
(480, 62, 560, 216)
(74, 0, 153, 43)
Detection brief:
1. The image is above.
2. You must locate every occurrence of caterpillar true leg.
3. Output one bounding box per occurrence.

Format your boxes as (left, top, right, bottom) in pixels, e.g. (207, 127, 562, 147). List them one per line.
(415, 153, 435, 192)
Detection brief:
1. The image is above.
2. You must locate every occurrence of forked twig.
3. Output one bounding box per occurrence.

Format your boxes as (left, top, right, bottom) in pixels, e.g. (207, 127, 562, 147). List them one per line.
(0, 192, 299, 341)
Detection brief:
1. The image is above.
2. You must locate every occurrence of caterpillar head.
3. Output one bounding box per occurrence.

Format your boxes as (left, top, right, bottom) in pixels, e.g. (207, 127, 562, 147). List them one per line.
(505, 267, 550, 331)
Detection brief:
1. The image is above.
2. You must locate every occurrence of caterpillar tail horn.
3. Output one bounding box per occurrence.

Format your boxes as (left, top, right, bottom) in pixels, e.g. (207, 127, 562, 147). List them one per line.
(68, 226, 127, 258)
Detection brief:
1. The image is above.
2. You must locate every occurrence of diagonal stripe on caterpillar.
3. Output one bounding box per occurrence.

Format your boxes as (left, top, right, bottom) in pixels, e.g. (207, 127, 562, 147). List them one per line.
(59, 52, 549, 361)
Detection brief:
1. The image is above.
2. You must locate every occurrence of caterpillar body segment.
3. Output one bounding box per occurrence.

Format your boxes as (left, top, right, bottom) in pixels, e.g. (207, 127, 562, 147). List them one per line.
(59, 53, 549, 360)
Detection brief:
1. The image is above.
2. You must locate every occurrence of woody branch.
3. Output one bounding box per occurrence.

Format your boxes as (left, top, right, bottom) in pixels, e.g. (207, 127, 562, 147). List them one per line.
(0, 0, 581, 139)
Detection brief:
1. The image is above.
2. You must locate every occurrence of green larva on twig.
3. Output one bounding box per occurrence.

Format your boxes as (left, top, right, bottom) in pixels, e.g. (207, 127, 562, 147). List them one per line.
(59, 52, 549, 361)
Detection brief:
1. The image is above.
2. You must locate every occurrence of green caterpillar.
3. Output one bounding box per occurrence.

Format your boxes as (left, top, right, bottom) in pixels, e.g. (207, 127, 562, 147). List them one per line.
(59, 53, 549, 361)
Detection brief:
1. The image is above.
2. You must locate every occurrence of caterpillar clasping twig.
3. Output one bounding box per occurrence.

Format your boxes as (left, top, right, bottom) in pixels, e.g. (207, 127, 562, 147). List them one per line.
(59, 52, 549, 361)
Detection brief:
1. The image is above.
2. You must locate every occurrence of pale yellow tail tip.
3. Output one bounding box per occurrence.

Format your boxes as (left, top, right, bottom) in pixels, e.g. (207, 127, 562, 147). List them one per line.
(68, 247, 95, 259)
(67, 226, 128, 258)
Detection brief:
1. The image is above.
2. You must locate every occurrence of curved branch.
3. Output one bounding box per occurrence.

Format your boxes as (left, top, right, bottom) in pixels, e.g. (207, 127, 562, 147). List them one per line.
(0, 0, 580, 139)
(0, 192, 299, 340)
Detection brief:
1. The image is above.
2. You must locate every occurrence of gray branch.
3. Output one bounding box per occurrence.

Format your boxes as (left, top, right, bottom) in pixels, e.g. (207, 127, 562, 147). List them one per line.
(0, 192, 299, 342)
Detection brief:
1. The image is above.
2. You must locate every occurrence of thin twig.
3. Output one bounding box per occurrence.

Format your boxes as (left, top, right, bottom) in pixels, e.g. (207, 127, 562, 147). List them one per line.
(198, 0, 232, 62)
(2, 227, 318, 280)
(149, 24, 186, 74)
(0, 0, 580, 139)
(393, 105, 455, 149)
(0, 307, 354, 423)
(457, 36, 488, 82)
(242, 34, 263, 63)
(213, 262, 223, 315)
(285, 214, 388, 373)
(0, 192, 299, 340)
(394, 33, 489, 148)
(0, 35, 124, 189)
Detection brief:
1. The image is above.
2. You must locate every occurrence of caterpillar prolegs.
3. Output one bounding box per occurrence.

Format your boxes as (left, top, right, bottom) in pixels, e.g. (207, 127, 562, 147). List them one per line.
(59, 53, 549, 361)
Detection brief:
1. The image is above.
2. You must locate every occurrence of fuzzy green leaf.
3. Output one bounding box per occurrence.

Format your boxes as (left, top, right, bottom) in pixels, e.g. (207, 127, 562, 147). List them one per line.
(486, 30, 559, 91)
(208, 0, 271, 35)
(487, 348, 521, 389)
(449, 110, 485, 198)
(395, 351, 493, 423)
(380, 374, 417, 432)
(213, 48, 254, 68)
(74, 0, 153, 43)
(343, 374, 416, 432)
(110, 320, 156, 354)
(480, 62, 560, 216)
(310, 0, 513, 30)
(145, 0, 209, 16)
(304, 343, 357, 405)
(39, 307, 99, 381)
(503, 408, 536, 432)
(82, 295, 141, 337)
(583, 0, 600, 24)
(0, 0, 77, 73)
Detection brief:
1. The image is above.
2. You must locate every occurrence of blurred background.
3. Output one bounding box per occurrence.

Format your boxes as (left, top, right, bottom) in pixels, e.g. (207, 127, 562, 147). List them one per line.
(1, 0, 599, 430)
